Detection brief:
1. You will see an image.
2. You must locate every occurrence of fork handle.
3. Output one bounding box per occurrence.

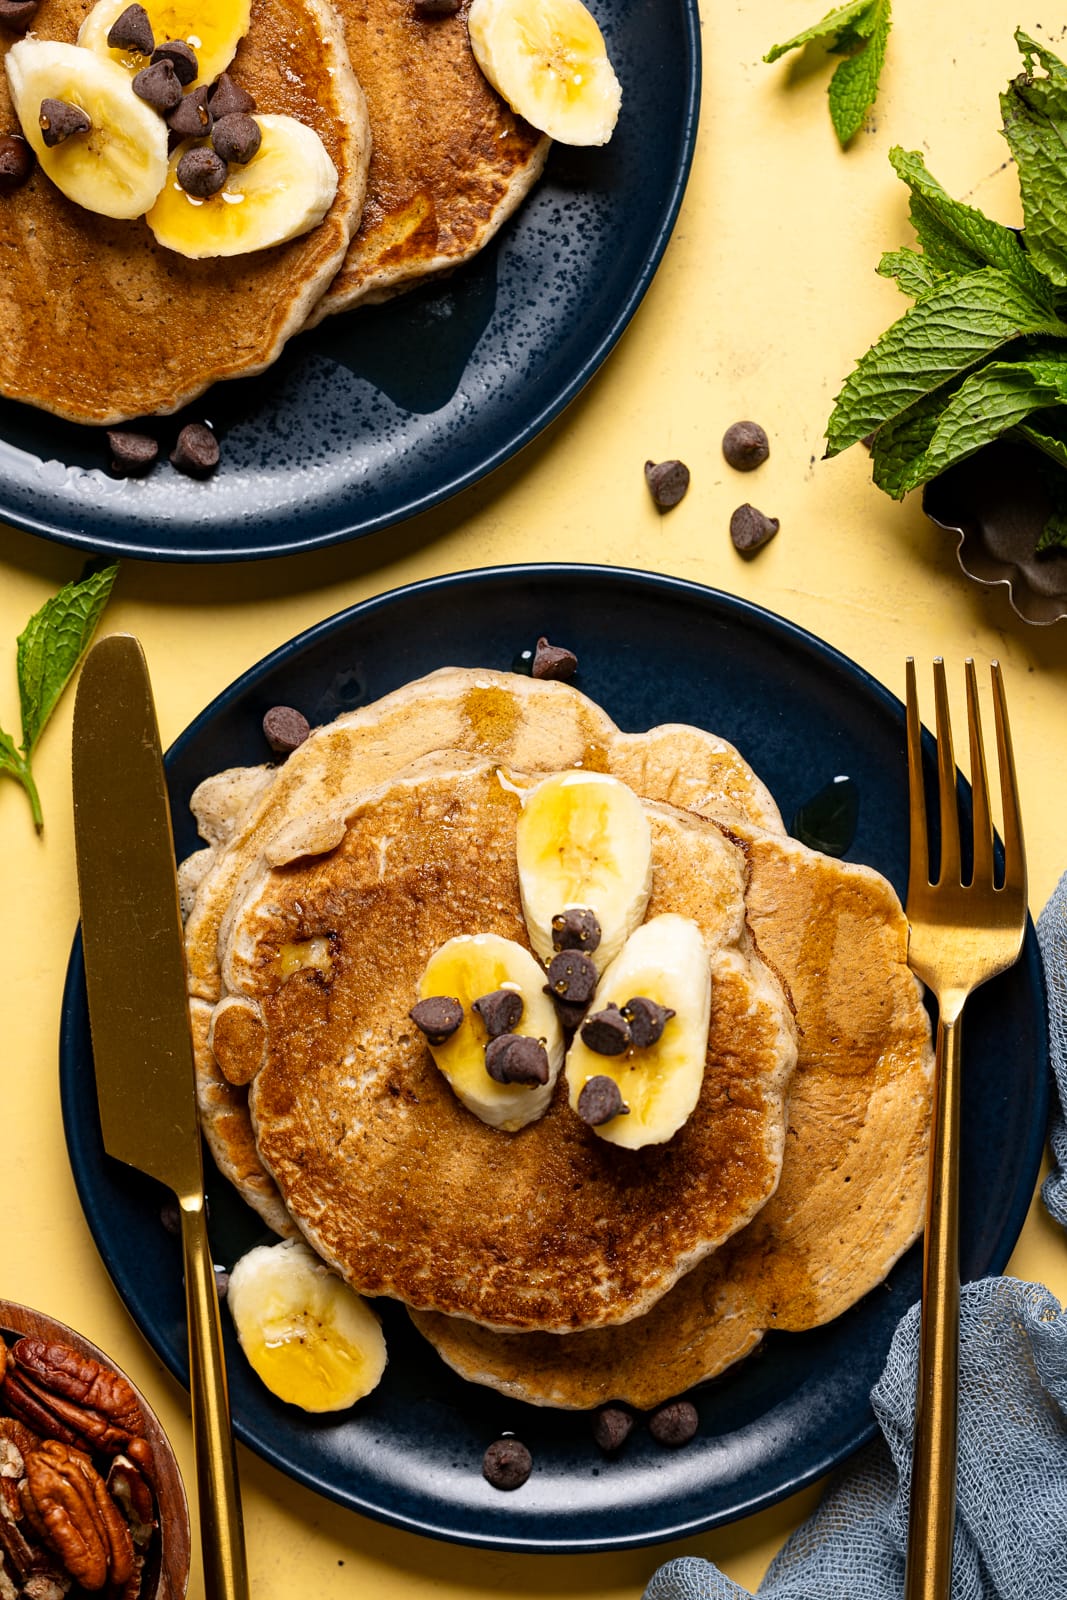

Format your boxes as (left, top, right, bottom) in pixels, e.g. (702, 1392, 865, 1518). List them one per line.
(904, 1007, 962, 1600)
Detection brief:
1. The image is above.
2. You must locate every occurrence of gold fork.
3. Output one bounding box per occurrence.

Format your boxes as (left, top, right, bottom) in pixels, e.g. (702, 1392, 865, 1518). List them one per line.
(903, 658, 1028, 1600)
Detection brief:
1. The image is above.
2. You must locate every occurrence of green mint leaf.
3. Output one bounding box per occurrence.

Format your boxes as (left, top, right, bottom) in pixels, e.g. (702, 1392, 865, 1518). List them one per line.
(825, 268, 1067, 456)
(0, 724, 42, 831)
(1000, 37, 1067, 286)
(17, 563, 118, 757)
(1037, 489, 1067, 552)
(828, 0, 890, 145)
(893, 356, 1067, 492)
(888, 147, 1050, 294)
(764, 0, 878, 65)
(1016, 407, 1067, 469)
(877, 248, 949, 299)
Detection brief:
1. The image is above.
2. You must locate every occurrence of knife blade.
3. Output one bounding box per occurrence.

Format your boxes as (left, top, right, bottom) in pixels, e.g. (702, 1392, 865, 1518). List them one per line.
(72, 632, 249, 1600)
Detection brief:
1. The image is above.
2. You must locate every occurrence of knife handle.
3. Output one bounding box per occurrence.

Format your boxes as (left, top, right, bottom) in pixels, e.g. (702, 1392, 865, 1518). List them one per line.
(180, 1197, 250, 1600)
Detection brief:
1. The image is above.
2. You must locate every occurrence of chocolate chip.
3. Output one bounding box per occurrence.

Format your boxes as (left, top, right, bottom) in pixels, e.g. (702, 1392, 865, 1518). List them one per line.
(212, 111, 261, 165)
(414, 0, 461, 13)
(722, 420, 770, 471)
(409, 996, 463, 1045)
(531, 636, 577, 682)
(38, 98, 90, 148)
(552, 996, 590, 1032)
(132, 59, 182, 114)
(213, 1266, 230, 1301)
(106, 429, 158, 478)
(551, 907, 601, 954)
(730, 503, 779, 555)
(592, 1406, 633, 1452)
(106, 3, 153, 53)
(648, 1399, 699, 1447)
(170, 420, 220, 477)
(580, 1004, 631, 1056)
(644, 458, 690, 509)
(176, 143, 227, 196)
(622, 996, 674, 1048)
(576, 1074, 628, 1126)
(208, 71, 256, 118)
(262, 705, 311, 754)
(482, 1438, 531, 1490)
(544, 950, 597, 1005)
(472, 988, 523, 1039)
(0, 133, 35, 193)
(167, 85, 213, 137)
(0, 0, 39, 34)
(151, 39, 198, 86)
(484, 1033, 549, 1086)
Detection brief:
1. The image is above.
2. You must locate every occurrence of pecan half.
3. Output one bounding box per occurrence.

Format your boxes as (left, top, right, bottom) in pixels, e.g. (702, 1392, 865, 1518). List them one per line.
(21, 1440, 134, 1592)
(1, 1376, 86, 1454)
(12, 1344, 144, 1438)
(105, 1458, 155, 1549)
(0, 1416, 38, 1468)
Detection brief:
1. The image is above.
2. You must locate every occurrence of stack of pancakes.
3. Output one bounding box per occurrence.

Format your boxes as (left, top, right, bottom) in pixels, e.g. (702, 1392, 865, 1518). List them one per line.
(0, 0, 548, 422)
(181, 667, 934, 1411)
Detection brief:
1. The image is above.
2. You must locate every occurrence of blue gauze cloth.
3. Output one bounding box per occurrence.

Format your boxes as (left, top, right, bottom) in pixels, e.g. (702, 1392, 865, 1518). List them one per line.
(644, 870, 1067, 1600)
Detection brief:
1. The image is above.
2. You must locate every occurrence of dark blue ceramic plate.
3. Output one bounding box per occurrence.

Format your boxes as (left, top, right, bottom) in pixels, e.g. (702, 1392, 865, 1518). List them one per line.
(60, 567, 1050, 1551)
(0, 5, 698, 564)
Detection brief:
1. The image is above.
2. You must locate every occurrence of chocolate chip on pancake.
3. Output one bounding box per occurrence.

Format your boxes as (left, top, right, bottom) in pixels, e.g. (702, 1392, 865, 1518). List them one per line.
(167, 85, 213, 138)
(38, 97, 89, 146)
(484, 1032, 549, 1086)
(106, 3, 153, 54)
(212, 112, 261, 165)
(576, 1073, 628, 1125)
(132, 58, 183, 114)
(414, 0, 460, 15)
(544, 949, 597, 1005)
(151, 39, 198, 86)
(0, 131, 33, 190)
(409, 995, 463, 1044)
(176, 144, 227, 195)
(551, 907, 600, 953)
(579, 1007, 630, 1057)
(208, 70, 256, 118)
(0, 0, 39, 33)
(623, 995, 674, 1047)
(472, 988, 523, 1038)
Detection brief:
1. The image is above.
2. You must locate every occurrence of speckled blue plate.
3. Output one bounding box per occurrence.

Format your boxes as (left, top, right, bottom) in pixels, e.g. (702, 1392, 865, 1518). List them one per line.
(60, 567, 1050, 1551)
(0, 6, 698, 564)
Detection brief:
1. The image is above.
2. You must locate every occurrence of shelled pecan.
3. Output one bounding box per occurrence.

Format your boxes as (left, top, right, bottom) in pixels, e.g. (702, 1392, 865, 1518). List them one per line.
(21, 1440, 135, 1592)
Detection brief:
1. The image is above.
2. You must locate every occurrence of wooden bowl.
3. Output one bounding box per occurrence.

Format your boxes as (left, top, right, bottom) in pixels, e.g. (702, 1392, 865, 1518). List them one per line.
(0, 1299, 190, 1600)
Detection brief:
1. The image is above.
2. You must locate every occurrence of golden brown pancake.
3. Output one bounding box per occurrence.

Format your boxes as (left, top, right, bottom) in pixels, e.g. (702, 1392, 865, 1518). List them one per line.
(410, 826, 934, 1405)
(180, 669, 786, 1234)
(212, 761, 796, 1332)
(0, 0, 370, 423)
(307, 0, 550, 320)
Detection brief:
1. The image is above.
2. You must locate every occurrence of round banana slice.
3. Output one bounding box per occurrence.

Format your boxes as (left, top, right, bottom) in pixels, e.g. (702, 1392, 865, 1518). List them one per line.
(146, 115, 337, 258)
(467, 0, 622, 146)
(5, 39, 169, 220)
(227, 1238, 386, 1412)
(565, 913, 711, 1150)
(417, 933, 564, 1131)
(78, 0, 251, 89)
(515, 770, 652, 973)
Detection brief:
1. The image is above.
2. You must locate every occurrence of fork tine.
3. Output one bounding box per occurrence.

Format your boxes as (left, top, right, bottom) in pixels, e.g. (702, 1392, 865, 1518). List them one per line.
(905, 658, 929, 894)
(965, 660, 994, 888)
(932, 659, 961, 887)
(990, 661, 1026, 899)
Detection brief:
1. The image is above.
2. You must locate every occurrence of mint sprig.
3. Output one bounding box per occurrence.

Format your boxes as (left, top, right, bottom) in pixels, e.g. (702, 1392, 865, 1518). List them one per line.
(0, 563, 118, 831)
(825, 33, 1067, 552)
(765, 0, 892, 147)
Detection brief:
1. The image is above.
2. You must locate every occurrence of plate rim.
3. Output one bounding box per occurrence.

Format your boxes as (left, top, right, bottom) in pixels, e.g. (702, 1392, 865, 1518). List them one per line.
(0, 4, 701, 564)
(59, 563, 1052, 1551)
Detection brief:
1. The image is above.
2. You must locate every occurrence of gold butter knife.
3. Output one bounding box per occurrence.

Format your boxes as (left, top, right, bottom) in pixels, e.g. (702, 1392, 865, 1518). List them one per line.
(72, 633, 249, 1600)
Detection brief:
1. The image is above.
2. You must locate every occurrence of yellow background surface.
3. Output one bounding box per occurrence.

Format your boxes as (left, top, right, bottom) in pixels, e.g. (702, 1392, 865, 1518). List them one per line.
(1, 1, 1066, 1595)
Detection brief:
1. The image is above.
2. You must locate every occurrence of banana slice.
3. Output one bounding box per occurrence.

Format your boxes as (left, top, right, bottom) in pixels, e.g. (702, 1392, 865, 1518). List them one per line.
(5, 39, 169, 220)
(565, 913, 711, 1150)
(79, 0, 251, 89)
(227, 1238, 386, 1412)
(467, 0, 622, 146)
(416, 933, 564, 1130)
(515, 770, 652, 973)
(145, 115, 337, 258)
